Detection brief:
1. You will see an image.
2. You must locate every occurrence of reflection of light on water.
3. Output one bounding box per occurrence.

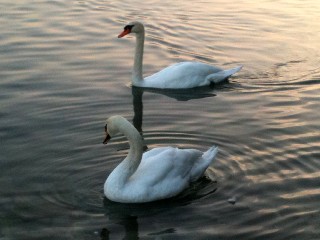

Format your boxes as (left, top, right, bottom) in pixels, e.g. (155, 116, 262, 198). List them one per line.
(281, 189, 320, 200)
(1, 0, 320, 239)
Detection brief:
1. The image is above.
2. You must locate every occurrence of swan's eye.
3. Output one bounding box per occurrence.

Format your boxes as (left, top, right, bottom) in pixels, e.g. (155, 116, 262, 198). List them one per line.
(104, 124, 108, 132)
(124, 25, 134, 31)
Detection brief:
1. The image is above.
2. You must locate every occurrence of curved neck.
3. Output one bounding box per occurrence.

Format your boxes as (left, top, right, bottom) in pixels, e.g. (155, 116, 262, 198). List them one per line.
(111, 119, 144, 185)
(132, 31, 145, 84)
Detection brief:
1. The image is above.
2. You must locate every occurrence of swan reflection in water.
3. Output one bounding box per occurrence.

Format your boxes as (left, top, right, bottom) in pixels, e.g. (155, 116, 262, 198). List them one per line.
(131, 85, 220, 150)
(99, 216, 138, 240)
(101, 86, 219, 238)
(132, 85, 218, 102)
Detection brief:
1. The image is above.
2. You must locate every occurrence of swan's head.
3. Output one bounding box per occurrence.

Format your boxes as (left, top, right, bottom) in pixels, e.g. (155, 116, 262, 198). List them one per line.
(103, 115, 129, 144)
(118, 21, 144, 38)
(103, 116, 119, 144)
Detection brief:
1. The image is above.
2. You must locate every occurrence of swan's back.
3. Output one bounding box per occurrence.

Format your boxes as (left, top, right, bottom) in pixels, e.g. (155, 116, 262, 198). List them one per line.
(134, 147, 203, 184)
(141, 62, 223, 89)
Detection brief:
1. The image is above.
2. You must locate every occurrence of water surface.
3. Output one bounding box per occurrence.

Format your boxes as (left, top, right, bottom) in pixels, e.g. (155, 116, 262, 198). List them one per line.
(1, 0, 319, 239)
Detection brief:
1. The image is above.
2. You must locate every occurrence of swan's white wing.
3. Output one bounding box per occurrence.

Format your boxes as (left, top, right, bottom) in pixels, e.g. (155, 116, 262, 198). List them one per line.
(133, 147, 203, 182)
(143, 62, 222, 89)
(126, 147, 203, 200)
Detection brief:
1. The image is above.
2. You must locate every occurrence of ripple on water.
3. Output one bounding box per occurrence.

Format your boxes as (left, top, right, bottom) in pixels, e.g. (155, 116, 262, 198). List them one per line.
(1, 0, 320, 239)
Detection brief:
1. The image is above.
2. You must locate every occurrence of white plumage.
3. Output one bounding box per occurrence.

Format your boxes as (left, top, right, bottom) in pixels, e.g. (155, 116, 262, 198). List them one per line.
(118, 21, 242, 89)
(103, 115, 218, 203)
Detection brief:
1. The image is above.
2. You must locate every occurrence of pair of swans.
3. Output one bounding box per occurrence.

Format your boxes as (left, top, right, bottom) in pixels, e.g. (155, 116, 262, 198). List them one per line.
(102, 22, 241, 203)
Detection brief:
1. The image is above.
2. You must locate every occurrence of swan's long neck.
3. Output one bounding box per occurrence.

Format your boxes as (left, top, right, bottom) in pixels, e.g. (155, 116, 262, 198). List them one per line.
(109, 118, 143, 187)
(132, 31, 145, 84)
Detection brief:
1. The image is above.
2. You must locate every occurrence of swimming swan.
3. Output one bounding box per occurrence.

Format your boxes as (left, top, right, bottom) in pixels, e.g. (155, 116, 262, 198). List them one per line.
(118, 21, 242, 89)
(103, 115, 218, 203)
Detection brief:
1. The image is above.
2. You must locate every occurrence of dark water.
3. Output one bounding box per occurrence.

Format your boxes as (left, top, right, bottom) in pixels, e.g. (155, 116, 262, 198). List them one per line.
(1, 0, 320, 239)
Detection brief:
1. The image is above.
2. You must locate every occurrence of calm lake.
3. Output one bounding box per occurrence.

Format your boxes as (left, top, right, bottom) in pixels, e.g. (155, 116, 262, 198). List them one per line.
(1, 0, 319, 239)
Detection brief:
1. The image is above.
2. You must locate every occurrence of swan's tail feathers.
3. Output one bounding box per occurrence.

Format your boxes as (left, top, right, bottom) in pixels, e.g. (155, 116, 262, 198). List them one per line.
(207, 65, 243, 84)
(202, 146, 219, 163)
(190, 146, 218, 182)
(223, 65, 242, 78)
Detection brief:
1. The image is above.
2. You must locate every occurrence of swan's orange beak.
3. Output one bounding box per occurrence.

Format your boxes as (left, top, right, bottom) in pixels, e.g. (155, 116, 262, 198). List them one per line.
(118, 29, 131, 38)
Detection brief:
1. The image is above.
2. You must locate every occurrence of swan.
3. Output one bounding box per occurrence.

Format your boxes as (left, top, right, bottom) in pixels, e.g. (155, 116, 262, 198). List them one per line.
(118, 21, 242, 89)
(103, 115, 218, 203)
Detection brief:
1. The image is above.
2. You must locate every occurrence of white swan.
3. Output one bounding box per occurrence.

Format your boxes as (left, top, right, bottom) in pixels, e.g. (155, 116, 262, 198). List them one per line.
(103, 115, 218, 203)
(118, 21, 242, 89)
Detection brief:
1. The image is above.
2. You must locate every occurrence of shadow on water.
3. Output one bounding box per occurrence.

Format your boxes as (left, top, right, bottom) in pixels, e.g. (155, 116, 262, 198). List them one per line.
(100, 216, 138, 240)
(132, 84, 218, 102)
